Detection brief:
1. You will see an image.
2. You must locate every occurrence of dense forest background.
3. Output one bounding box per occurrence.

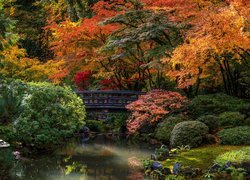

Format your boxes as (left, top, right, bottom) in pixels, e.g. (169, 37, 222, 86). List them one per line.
(0, 0, 249, 97)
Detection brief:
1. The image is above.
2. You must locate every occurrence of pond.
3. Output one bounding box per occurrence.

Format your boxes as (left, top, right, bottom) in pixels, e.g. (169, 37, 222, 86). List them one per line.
(0, 135, 153, 180)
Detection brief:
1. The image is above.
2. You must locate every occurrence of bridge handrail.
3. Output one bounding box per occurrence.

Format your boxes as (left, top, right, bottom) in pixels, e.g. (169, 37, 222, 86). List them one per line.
(76, 90, 145, 94)
(76, 90, 145, 109)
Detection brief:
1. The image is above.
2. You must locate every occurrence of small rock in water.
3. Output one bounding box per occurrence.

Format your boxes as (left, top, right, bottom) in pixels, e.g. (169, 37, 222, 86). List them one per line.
(162, 167, 171, 175)
(13, 151, 21, 159)
(0, 139, 10, 148)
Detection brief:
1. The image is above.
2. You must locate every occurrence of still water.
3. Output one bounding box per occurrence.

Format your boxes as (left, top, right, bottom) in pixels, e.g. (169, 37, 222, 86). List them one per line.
(0, 136, 153, 180)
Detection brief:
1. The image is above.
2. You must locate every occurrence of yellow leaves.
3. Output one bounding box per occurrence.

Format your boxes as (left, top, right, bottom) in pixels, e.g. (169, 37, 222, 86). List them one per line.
(0, 45, 64, 82)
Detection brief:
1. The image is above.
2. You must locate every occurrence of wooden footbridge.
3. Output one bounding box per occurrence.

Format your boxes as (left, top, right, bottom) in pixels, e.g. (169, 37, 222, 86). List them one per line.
(76, 90, 145, 120)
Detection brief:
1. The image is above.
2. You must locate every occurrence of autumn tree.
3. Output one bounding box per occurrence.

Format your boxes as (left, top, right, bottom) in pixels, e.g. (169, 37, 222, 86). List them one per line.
(0, 0, 62, 81)
(126, 90, 188, 134)
(48, 0, 184, 90)
(47, 0, 129, 85)
(161, 0, 250, 97)
(101, 4, 183, 90)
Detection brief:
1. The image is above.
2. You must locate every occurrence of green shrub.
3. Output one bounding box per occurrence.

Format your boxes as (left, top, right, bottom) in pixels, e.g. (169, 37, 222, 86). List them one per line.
(218, 112, 246, 128)
(155, 116, 188, 143)
(0, 125, 15, 142)
(189, 94, 250, 118)
(218, 126, 250, 145)
(0, 79, 28, 124)
(215, 147, 250, 165)
(170, 121, 209, 148)
(108, 113, 129, 131)
(86, 120, 104, 132)
(14, 82, 86, 149)
(196, 115, 219, 133)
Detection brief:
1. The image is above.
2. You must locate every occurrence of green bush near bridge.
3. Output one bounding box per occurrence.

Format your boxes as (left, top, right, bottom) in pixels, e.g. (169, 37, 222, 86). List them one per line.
(0, 80, 86, 149)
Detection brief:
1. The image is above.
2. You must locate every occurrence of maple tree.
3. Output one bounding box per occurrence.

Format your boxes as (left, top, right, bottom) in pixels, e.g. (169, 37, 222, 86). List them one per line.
(1, 0, 249, 96)
(126, 90, 188, 133)
(48, 0, 184, 90)
(160, 0, 250, 96)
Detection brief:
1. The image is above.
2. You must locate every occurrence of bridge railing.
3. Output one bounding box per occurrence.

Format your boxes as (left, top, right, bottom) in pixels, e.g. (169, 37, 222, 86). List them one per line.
(76, 90, 145, 109)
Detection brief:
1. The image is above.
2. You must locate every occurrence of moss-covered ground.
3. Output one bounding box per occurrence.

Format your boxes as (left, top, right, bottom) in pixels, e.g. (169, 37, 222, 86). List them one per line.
(162, 145, 249, 170)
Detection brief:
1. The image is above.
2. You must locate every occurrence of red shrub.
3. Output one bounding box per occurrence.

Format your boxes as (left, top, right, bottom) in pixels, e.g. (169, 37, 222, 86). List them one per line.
(126, 90, 188, 134)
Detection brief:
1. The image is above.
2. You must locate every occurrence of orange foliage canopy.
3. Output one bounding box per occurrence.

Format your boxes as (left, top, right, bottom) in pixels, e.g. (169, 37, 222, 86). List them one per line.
(47, 0, 134, 82)
(155, 0, 250, 92)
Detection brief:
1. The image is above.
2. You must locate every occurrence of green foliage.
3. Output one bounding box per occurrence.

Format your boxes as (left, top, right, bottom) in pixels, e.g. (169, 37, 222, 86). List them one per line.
(215, 147, 250, 165)
(14, 82, 86, 149)
(0, 79, 28, 123)
(85, 120, 104, 132)
(142, 159, 154, 170)
(227, 167, 247, 180)
(196, 115, 220, 133)
(155, 116, 188, 143)
(218, 126, 250, 145)
(0, 0, 19, 51)
(0, 125, 15, 142)
(218, 112, 246, 128)
(108, 113, 129, 132)
(170, 121, 209, 148)
(189, 94, 250, 118)
(165, 175, 185, 180)
(102, 9, 183, 90)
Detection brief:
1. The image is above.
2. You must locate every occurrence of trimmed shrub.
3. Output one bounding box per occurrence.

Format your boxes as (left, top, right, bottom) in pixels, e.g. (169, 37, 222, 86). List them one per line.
(170, 121, 209, 148)
(218, 112, 246, 128)
(155, 116, 188, 143)
(189, 94, 250, 118)
(14, 82, 86, 149)
(218, 126, 250, 145)
(196, 115, 219, 133)
(86, 120, 104, 132)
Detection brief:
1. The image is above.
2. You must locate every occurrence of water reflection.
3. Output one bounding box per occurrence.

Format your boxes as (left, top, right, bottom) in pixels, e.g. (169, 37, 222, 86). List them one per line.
(0, 136, 153, 180)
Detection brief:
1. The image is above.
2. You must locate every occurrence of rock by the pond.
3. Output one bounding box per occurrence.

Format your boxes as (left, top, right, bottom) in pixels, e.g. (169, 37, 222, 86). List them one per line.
(152, 162, 163, 170)
(154, 145, 170, 161)
(242, 162, 250, 174)
(13, 151, 21, 160)
(224, 161, 233, 170)
(80, 126, 90, 134)
(79, 126, 90, 142)
(150, 153, 158, 160)
(162, 167, 171, 175)
(180, 166, 202, 177)
(173, 162, 181, 174)
(209, 163, 221, 172)
(0, 139, 10, 148)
